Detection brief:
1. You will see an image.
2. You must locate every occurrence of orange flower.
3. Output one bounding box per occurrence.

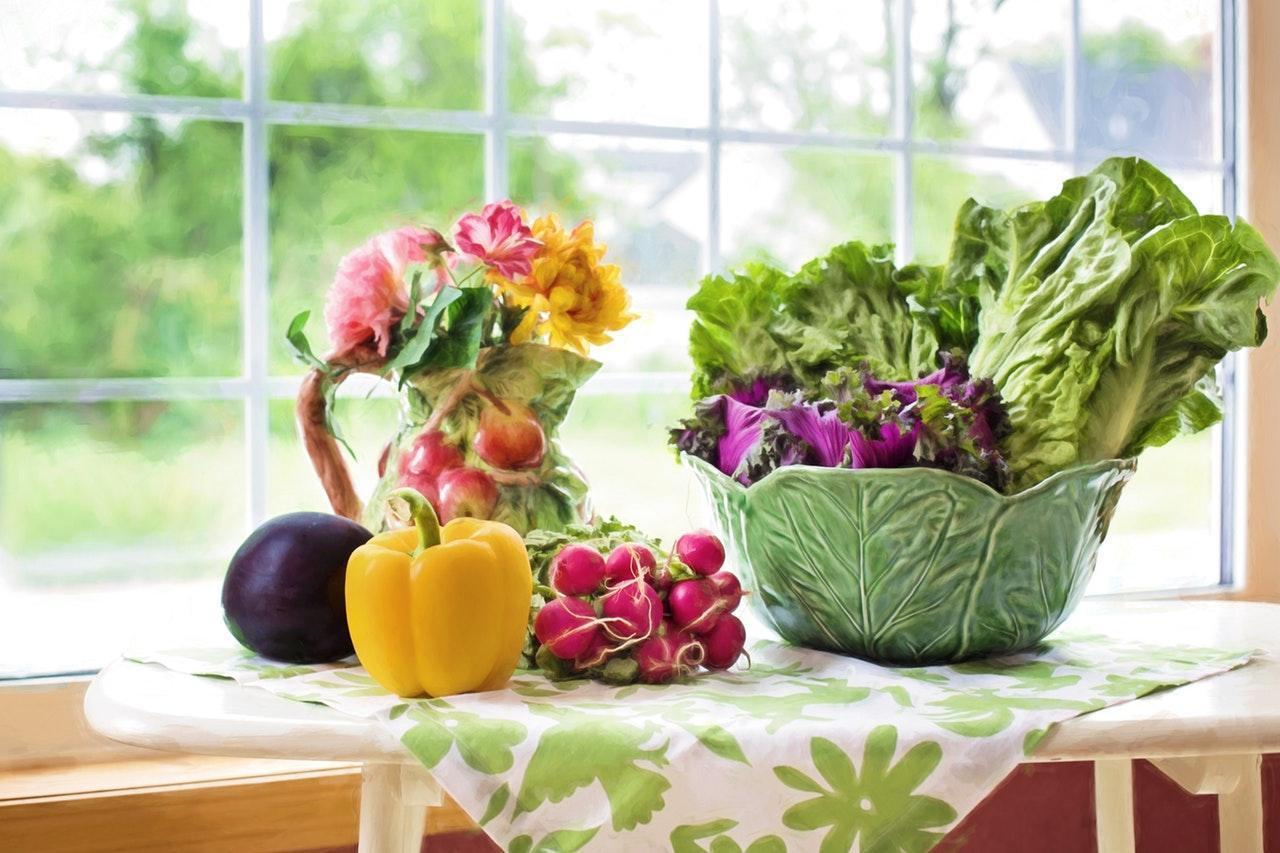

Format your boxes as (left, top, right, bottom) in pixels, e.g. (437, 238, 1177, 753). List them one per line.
(495, 215, 636, 355)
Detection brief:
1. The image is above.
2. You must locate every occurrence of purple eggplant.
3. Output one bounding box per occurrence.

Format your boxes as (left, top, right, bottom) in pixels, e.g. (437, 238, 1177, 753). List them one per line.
(222, 511, 371, 663)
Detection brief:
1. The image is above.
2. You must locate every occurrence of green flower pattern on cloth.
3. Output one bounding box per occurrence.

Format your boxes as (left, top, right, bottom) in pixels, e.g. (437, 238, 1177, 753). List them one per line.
(131, 632, 1254, 852)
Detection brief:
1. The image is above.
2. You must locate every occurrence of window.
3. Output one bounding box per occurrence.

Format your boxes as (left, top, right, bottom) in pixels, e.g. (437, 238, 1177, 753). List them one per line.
(0, 0, 1238, 679)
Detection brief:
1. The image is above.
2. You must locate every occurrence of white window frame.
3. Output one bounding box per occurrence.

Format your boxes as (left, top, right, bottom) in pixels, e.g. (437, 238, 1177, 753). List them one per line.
(0, 0, 1244, 687)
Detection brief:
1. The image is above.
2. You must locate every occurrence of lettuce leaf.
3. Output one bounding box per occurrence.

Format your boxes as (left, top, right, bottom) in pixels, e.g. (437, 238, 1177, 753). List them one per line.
(773, 242, 941, 384)
(687, 263, 791, 398)
(686, 242, 946, 398)
(966, 157, 1278, 491)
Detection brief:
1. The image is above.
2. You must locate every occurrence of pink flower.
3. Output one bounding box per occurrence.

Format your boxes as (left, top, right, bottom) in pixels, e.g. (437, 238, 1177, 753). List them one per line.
(454, 201, 542, 280)
(375, 225, 454, 288)
(324, 244, 409, 358)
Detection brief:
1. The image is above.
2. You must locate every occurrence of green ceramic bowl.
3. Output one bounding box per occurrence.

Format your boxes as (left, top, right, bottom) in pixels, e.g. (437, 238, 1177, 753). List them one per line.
(686, 454, 1135, 665)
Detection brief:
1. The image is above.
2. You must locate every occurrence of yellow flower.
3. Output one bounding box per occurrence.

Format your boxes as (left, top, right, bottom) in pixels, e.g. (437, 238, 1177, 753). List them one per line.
(494, 214, 636, 355)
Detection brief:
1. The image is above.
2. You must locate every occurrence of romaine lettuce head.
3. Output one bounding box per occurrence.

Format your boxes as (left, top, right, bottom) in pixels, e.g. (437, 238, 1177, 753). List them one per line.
(965, 157, 1278, 491)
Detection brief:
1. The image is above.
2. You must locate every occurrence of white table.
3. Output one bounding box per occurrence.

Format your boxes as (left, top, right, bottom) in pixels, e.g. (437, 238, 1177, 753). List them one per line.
(85, 600, 1280, 853)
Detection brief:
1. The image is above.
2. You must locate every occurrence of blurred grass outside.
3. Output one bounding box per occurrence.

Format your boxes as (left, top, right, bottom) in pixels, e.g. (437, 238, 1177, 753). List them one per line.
(1, 391, 1214, 592)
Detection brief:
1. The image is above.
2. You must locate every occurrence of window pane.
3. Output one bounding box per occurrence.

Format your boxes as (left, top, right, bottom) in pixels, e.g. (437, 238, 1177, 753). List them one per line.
(267, 395, 402, 518)
(0, 1, 242, 97)
(913, 0, 1068, 150)
(268, 126, 484, 372)
(1090, 432, 1219, 594)
(0, 110, 242, 379)
(560, 392, 694, 546)
(510, 134, 707, 374)
(0, 401, 245, 677)
(1080, 0, 1219, 161)
(721, 146, 893, 271)
(1167, 168, 1224, 213)
(911, 155, 1070, 262)
(721, 0, 893, 136)
(508, 1, 708, 127)
(266, 0, 482, 110)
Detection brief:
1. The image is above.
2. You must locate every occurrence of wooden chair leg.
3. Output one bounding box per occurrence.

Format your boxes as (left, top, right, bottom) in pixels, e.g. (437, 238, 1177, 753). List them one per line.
(1095, 759, 1136, 853)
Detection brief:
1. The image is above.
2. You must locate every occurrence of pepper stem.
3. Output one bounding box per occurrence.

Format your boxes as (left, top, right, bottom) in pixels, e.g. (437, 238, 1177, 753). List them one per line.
(388, 487, 442, 554)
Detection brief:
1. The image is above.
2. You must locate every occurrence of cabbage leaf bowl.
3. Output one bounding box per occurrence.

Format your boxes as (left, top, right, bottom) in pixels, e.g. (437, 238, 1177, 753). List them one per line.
(685, 453, 1135, 665)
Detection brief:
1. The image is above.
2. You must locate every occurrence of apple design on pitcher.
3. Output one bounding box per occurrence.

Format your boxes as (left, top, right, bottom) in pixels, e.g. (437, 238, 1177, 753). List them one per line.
(474, 399, 547, 470)
(396, 429, 464, 510)
(437, 467, 500, 522)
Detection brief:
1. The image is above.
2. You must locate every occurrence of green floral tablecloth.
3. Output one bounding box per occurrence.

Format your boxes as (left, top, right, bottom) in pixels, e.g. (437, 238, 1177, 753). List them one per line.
(132, 633, 1254, 852)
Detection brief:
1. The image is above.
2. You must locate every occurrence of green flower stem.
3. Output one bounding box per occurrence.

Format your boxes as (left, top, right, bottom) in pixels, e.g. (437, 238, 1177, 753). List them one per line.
(389, 487, 442, 554)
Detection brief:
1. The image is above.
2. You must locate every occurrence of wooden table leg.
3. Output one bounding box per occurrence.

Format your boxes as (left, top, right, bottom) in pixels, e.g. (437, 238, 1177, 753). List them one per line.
(359, 763, 439, 853)
(1150, 754, 1264, 853)
(1095, 759, 1136, 853)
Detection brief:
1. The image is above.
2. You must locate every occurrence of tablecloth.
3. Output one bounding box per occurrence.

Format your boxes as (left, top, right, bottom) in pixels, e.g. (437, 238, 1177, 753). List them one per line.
(132, 631, 1254, 852)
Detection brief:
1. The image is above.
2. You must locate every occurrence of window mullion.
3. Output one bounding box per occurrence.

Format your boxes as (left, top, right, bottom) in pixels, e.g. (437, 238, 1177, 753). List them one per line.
(1065, 0, 1082, 166)
(243, 0, 270, 528)
(893, 0, 914, 265)
(485, 0, 509, 200)
(706, 0, 722, 275)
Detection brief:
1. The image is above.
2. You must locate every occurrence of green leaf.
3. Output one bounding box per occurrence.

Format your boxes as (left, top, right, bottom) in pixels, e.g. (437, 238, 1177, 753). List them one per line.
(515, 706, 671, 832)
(533, 826, 601, 853)
(418, 286, 492, 371)
(452, 716, 526, 774)
(479, 783, 509, 826)
(687, 264, 791, 398)
(677, 722, 749, 765)
(744, 837, 786, 853)
(774, 241, 940, 384)
(400, 718, 453, 768)
(510, 835, 533, 853)
(709, 837, 743, 853)
(399, 271, 423, 335)
(811, 736, 858, 795)
(671, 819, 740, 853)
(320, 373, 356, 458)
(388, 704, 409, 721)
(386, 285, 463, 378)
(285, 309, 326, 371)
(774, 765, 825, 794)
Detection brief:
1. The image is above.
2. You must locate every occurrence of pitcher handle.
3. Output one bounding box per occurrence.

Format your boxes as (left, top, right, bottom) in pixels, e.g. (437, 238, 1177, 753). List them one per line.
(296, 367, 364, 520)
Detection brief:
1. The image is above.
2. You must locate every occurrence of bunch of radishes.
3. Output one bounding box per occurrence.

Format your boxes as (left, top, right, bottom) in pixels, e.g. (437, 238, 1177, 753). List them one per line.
(531, 530, 747, 684)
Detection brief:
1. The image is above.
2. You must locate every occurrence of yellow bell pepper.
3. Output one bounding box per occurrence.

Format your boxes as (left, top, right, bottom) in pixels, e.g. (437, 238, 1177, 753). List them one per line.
(345, 487, 533, 698)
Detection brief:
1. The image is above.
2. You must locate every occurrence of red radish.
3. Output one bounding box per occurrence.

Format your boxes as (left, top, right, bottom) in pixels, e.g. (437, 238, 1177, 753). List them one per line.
(437, 467, 499, 521)
(401, 429, 464, 478)
(634, 625, 704, 683)
(533, 596, 599, 660)
(650, 565, 674, 591)
(572, 631, 611, 670)
(600, 580, 662, 641)
(474, 400, 547, 470)
(675, 530, 725, 576)
(604, 543, 657, 584)
(668, 577, 725, 635)
(549, 544, 606, 595)
(702, 614, 746, 670)
(709, 571, 743, 612)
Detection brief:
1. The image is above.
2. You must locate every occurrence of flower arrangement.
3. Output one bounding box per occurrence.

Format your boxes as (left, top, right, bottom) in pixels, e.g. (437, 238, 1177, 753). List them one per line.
(288, 201, 635, 535)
